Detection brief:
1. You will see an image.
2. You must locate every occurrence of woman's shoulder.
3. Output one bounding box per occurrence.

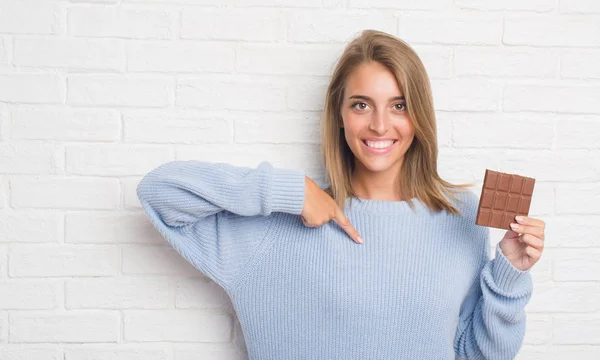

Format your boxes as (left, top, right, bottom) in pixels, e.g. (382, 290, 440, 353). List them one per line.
(447, 188, 480, 220)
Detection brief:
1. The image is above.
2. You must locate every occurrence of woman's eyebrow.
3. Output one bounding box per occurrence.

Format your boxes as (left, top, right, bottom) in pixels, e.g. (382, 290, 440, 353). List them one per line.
(348, 95, 405, 101)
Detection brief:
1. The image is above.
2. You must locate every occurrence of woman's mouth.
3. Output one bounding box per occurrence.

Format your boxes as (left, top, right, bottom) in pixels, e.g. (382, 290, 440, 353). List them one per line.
(361, 139, 398, 155)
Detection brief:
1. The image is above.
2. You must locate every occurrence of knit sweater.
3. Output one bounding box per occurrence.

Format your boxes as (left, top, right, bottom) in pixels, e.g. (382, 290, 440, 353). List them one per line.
(136, 160, 533, 360)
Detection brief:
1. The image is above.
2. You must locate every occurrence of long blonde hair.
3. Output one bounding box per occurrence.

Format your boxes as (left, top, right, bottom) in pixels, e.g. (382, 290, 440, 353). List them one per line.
(321, 29, 473, 215)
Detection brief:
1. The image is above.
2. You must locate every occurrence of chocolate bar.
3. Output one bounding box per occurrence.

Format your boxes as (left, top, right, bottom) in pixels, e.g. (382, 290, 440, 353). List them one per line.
(475, 169, 535, 231)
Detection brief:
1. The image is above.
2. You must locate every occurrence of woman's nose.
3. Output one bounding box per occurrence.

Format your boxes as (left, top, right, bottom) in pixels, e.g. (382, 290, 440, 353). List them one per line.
(368, 110, 391, 134)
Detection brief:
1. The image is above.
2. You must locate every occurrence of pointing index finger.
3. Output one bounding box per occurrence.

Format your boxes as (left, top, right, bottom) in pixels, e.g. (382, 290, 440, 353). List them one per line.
(332, 209, 363, 244)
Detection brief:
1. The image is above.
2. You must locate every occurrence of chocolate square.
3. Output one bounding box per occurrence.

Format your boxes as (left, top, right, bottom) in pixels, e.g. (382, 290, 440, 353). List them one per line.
(475, 169, 535, 230)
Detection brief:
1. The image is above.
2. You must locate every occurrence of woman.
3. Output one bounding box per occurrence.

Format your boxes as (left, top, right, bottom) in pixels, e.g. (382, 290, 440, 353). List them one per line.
(137, 30, 545, 359)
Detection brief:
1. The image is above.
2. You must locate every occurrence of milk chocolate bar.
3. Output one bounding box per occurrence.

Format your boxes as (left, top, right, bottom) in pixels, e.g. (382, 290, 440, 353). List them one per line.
(475, 169, 535, 231)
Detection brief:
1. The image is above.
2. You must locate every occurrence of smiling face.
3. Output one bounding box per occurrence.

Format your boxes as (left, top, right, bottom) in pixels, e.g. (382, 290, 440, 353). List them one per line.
(340, 61, 416, 179)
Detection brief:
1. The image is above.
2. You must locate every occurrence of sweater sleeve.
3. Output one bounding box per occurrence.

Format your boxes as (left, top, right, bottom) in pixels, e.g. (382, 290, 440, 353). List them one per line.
(136, 160, 305, 291)
(454, 224, 533, 360)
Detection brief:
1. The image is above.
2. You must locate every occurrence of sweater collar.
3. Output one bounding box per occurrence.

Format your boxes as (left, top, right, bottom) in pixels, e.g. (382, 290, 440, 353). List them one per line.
(344, 196, 422, 214)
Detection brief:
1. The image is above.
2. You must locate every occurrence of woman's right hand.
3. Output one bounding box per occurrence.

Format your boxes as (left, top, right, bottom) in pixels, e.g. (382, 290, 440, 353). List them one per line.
(300, 176, 363, 244)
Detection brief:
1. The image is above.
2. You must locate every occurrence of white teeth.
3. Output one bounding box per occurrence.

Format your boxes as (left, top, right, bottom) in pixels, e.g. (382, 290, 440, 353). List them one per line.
(365, 140, 395, 149)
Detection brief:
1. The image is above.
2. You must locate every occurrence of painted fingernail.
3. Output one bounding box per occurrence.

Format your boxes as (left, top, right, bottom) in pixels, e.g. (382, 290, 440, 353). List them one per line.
(516, 216, 526, 222)
(510, 223, 519, 229)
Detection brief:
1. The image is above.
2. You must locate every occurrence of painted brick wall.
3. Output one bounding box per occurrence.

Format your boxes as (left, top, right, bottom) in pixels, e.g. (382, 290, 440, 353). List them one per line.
(1, 0, 599, 358)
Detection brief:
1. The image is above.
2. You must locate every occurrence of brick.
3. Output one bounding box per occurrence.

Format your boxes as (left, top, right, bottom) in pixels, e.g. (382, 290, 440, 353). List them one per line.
(65, 144, 174, 176)
(289, 10, 396, 43)
(122, 109, 232, 144)
(125, 0, 326, 5)
(497, 150, 600, 182)
(456, 0, 555, 11)
(66, 278, 173, 309)
(9, 245, 119, 277)
(175, 346, 245, 360)
(553, 314, 600, 344)
(540, 346, 600, 359)
(122, 245, 201, 276)
(556, 184, 600, 214)
(124, 310, 231, 342)
(236, 43, 342, 76)
(0, 281, 58, 309)
(561, 50, 600, 79)
(398, 13, 502, 45)
(127, 41, 234, 73)
(233, 111, 320, 144)
(66, 211, 164, 244)
(71, 0, 118, 3)
(504, 17, 600, 47)
(14, 37, 124, 71)
(9, 311, 119, 343)
(0, 311, 5, 341)
(454, 48, 557, 78)
(181, 9, 284, 41)
(437, 148, 501, 183)
(0, 37, 9, 67)
(349, 0, 452, 10)
(0, 1, 60, 35)
(0, 180, 4, 209)
(68, 7, 170, 39)
(0, 74, 64, 103)
(124, 177, 149, 209)
(451, 113, 553, 148)
(64, 346, 168, 360)
(504, 85, 600, 113)
(545, 215, 600, 248)
(285, 77, 330, 111)
(0, 141, 58, 174)
(560, 0, 600, 13)
(0, 347, 61, 360)
(175, 143, 321, 174)
(432, 79, 502, 111)
(434, 112, 452, 147)
(524, 182, 554, 217)
(529, 247, 552, 283)
(516, 346, 550, 359)
(412, 46, 452, 79)
(528, 283, 600, 313)
(10, 105, 120, 141)
(0, 212, 61, 243)
(176, 75, 286, 111)
(554, 249, 600, 281)
(523, 314, 552, 345)
(0, 245, 6, 277)
(68, 75, 174, 107)
(9, 177, 120, 210)
(556, 115, 600, 149)
(175, 278, 231, 309)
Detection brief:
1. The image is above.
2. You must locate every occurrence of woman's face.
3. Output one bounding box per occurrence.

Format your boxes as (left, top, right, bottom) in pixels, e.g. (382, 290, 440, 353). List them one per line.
(340, 61, 416, 176)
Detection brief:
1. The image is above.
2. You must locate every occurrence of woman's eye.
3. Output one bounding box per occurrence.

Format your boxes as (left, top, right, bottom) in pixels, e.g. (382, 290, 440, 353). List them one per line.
(351, 102, 368, 110)
(395, 103, 407, 111)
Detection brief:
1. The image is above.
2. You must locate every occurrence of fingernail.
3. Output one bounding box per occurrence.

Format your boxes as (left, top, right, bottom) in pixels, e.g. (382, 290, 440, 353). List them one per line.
(357, 236, 363, 244)
(510, 223, 519, 229)
(516, 216, 525, 222)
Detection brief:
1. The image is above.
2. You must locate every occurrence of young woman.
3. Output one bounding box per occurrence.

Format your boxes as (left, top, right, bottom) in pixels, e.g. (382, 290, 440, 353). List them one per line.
(137, 30, 545, 359)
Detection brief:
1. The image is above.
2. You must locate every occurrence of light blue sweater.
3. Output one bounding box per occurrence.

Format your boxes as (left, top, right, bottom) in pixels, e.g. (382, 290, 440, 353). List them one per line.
(136, 160, 533, 360)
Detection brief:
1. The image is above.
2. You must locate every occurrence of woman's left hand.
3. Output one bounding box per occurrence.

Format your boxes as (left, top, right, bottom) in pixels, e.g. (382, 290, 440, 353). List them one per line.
(499, 215, 546, 271)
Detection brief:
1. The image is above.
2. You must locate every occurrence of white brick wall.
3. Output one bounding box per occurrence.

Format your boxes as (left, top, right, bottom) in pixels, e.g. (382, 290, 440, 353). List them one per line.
(0, 0, 598, 358)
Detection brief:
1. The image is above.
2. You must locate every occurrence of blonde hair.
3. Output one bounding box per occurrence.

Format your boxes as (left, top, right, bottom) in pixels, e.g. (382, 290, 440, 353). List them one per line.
(321, 29, 473, 215)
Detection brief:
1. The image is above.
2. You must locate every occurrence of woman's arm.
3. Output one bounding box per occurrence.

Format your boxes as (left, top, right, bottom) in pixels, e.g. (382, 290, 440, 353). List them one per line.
(136, 160, 305, 291)
(454, 224, 533, 360)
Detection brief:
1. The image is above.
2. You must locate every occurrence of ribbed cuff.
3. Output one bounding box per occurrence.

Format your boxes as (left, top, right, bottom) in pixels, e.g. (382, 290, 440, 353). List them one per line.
(492, 242, 533, 295)
(267, 166, 306, 215)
